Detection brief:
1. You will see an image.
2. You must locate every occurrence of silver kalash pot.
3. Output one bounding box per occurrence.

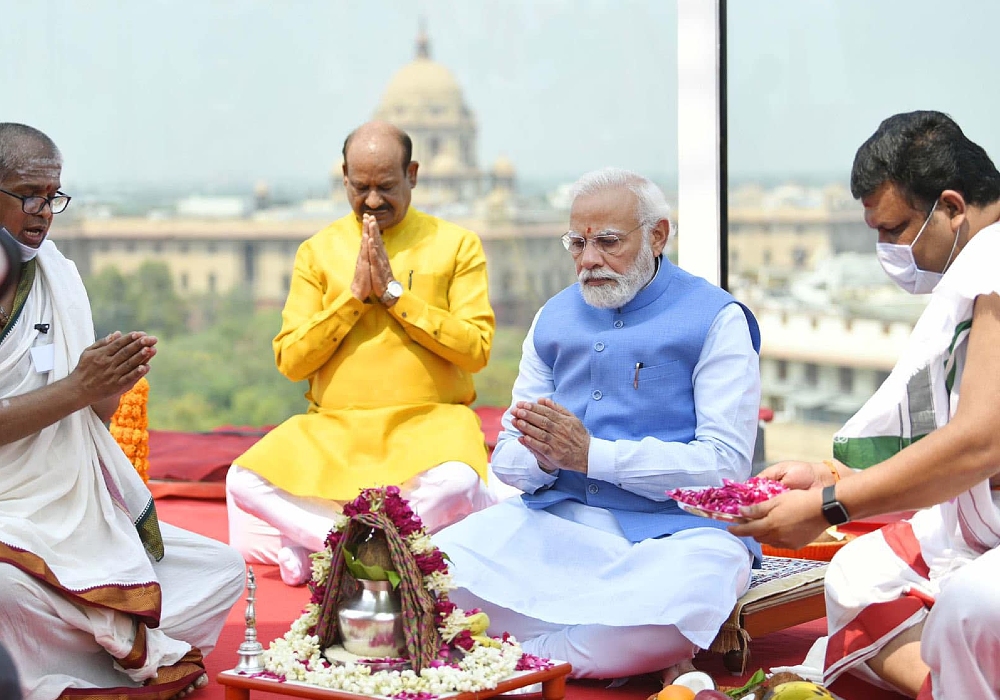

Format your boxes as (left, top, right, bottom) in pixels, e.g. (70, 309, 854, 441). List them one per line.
(337, 578, 406, 657)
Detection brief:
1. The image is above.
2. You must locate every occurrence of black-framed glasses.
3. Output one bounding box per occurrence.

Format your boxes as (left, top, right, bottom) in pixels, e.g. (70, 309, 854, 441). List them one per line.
(561, 223, 643, 257)
(0, 188, 72, 215)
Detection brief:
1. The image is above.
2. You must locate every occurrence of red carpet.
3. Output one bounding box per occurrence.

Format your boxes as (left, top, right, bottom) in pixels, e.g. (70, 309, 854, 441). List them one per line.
(156, 498, 906, 700)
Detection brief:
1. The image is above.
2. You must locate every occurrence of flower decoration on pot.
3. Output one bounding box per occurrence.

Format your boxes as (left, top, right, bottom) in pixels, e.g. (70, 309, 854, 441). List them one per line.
(314, 487, 453, 672)
(260, 486, 554, 697)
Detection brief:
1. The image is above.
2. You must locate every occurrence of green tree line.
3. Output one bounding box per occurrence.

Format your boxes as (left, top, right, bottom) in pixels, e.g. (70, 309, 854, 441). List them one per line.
(84, 263, 523, 431)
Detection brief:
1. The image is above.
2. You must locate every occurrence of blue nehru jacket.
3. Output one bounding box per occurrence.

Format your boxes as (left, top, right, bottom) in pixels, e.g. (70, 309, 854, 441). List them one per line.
(520, 257, 763, 560)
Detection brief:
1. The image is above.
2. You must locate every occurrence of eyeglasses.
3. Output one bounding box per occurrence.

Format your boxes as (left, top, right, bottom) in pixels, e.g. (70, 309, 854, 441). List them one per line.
(561, 223, 643, 257)
(0, 188, 72, 215)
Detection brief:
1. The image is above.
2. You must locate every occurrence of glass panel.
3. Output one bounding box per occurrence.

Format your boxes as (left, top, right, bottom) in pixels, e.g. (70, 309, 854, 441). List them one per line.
(4, 2, 679, 429)
(727, 0, 1000, 461)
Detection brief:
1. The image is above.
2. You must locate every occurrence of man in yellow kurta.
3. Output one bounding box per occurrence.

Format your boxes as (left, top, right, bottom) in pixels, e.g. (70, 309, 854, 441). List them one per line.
(226, 121, 497, 585)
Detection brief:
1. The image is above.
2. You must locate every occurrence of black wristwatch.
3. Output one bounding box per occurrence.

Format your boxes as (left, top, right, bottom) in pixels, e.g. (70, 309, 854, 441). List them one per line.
(821, 484, 851, 526)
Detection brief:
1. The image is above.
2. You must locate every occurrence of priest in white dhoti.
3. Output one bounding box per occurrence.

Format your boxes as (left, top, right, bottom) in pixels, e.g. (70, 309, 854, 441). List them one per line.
(434, 168, 763, 681)
(732, 111, 1000, 700)
(0, 123, 245, 700)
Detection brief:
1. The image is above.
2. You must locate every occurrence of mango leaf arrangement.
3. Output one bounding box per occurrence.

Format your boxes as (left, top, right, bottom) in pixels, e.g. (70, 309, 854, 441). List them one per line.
(259, 486, 554, 697)
(342, 546, 402, 588)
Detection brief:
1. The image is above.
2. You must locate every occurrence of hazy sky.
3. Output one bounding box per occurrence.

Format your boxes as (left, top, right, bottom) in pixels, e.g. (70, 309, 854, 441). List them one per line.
(3, 0, 1000, 192)
(728, 0, 1000, 181)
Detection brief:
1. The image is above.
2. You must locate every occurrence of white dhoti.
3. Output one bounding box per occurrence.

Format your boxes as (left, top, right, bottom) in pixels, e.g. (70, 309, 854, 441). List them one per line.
(777, 485, 1000, 699)
(773, 227, 1000, 698)
(433, 498, 752, 679)
(920, 543, 1000, 699)
(0, 524, 245, 700)
(226, 461, 499, 585)
(0, 241, 246, 700)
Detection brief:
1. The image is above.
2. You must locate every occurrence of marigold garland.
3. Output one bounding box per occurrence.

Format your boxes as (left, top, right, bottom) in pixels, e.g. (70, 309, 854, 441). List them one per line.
(110, 377, 151, 483)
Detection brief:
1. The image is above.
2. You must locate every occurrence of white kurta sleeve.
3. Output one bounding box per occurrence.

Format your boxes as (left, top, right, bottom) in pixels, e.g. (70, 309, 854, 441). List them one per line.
(489, 310, 560, 494)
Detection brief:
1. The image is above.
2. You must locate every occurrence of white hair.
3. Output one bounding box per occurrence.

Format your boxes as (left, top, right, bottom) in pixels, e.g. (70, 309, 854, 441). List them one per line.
(569, 167, 672, 232)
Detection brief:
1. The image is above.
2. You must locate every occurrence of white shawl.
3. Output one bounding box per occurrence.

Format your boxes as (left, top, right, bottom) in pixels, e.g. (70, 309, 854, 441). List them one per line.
(832, 222, 1000, 552)
(772, 224, 1000, 689)
(0, 240, 163, 608)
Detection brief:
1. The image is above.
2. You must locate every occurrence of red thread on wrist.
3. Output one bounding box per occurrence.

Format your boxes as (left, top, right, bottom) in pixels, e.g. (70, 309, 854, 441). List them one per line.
(823, 459, 841, 483)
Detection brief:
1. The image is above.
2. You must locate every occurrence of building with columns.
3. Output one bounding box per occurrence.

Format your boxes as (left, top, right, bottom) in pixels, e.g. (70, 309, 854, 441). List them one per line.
(52, 29, 572, 328)
(47, 32, 920, 427)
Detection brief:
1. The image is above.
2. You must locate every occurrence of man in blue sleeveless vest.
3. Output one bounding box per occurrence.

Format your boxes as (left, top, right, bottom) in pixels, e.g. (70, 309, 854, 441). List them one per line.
(434, 168, 762, 682)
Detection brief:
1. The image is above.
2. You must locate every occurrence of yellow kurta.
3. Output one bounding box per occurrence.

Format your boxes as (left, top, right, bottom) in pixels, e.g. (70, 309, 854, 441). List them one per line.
(236, 207, 495, 500)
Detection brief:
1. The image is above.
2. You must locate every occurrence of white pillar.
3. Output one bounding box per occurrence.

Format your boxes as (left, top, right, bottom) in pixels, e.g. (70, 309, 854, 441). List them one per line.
(676, 0, 724, 286)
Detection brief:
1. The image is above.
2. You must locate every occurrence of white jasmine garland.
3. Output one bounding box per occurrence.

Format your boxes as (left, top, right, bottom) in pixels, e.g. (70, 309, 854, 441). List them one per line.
(261, 623, 525, 696)
(310, 548, 332, 584)
(438, 609, 474, 644)
(404, 532, 436, 555)
(258, 487, 547, 698)
(422, 570, 453, 596)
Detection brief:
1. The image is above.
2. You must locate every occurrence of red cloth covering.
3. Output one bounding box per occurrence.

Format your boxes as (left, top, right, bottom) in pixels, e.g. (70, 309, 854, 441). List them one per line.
(148, 408, 507, 485)
(148, 427, 273, 482)
(474, 405, 504, 453)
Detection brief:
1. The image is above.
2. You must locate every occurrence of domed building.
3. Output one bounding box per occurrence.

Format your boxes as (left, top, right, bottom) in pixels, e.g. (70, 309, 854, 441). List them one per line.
(490, 154, 516, 191)
(331, 28, 515, 209)
(375, 28, 479, 206)
(55, 26, 572, 329)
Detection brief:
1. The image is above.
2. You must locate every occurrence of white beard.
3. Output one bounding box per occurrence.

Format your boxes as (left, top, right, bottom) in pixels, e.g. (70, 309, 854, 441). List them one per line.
(578, 244, 656, 309)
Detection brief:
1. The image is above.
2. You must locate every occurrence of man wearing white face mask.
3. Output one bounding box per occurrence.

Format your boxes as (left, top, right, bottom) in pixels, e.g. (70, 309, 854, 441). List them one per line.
(731, 110, 1000, 700)
(875, 198, 960, 294)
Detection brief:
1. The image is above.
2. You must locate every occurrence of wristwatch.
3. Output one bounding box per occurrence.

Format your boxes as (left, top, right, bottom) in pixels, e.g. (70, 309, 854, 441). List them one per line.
(380, 280, 404, 305)
(821, 484, 851, 526)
